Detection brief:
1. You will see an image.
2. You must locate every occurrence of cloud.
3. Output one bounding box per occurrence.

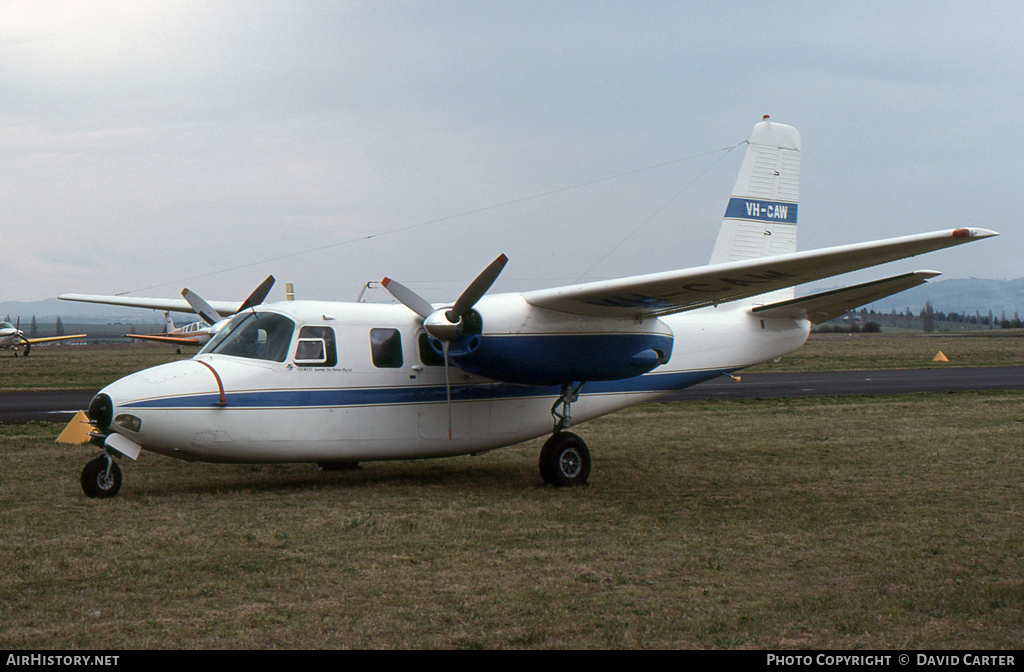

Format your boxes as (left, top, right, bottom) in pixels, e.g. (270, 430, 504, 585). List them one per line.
(1, 1, 1020, 303)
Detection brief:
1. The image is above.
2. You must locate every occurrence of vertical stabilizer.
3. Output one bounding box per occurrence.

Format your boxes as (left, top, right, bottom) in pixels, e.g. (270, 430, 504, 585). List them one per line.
(710, 116, 801, 302)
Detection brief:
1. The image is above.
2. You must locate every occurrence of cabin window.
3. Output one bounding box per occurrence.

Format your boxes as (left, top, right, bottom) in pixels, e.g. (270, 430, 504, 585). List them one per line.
(370, 328, 403, 368)
(294, 326, 338, 366)
(296, 339, 326, 363)
(418, 333, 445, 367)
(201, 311, 294, 362)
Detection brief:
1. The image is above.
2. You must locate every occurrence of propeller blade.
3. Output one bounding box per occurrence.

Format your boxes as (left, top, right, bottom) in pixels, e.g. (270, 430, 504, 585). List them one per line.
(181, 289, 222, 326)
(237, 275, 276, 313)
(381, 277, 434, 319)
(385, 253, 507, 345)
(448, 254, 508, 321)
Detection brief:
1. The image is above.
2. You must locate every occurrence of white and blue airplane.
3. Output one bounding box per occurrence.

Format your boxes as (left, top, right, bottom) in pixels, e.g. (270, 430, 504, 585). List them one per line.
(0, 317, 85, 356)
(59, 117, 996, 498)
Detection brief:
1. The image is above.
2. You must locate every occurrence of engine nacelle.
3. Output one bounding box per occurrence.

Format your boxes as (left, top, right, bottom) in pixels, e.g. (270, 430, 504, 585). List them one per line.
(430, 295, 674, 386)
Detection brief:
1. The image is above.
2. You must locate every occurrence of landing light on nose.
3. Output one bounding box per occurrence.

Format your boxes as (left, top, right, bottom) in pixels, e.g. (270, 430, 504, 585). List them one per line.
(114, 414, 142, 433)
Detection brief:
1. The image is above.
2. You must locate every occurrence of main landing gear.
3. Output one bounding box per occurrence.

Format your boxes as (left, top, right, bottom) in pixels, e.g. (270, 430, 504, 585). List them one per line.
(539, 382, 591, 487)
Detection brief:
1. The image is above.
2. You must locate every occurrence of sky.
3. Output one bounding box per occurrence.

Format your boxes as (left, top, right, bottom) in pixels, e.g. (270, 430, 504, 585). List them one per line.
(2, 1, 1021, 305)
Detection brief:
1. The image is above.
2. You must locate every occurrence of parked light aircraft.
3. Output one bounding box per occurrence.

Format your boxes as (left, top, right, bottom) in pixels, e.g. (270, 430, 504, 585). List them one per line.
(126, 312, 215, 347)
(58, 117, 996, 498)
(0, 318, 85, 356)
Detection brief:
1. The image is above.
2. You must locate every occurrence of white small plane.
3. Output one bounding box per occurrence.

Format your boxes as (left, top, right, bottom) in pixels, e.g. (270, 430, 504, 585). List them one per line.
(125, 313, 215, 348)
(59, 117, 996, 498)
(0, 318, 85, 356)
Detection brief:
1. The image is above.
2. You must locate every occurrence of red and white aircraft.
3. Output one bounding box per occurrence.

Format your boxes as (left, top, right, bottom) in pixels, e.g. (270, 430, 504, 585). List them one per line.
(125, 314, 215, 348)
(59, 117, 996, 498)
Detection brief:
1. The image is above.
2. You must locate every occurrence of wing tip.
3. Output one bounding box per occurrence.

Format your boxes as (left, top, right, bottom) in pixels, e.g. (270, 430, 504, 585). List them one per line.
(953, 227, 998, 239)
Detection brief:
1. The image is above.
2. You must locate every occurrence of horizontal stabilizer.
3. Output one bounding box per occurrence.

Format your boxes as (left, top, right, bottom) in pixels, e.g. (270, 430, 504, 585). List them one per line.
(524, 228, 996, 318)
(752, 271, 940, 324)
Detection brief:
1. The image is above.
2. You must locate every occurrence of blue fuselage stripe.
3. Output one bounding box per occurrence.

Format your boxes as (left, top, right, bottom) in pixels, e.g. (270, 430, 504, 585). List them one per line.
(122, 369, 728, 410)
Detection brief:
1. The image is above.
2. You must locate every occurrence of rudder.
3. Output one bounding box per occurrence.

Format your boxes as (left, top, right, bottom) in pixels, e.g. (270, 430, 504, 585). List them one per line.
(710, 115, 801, 266)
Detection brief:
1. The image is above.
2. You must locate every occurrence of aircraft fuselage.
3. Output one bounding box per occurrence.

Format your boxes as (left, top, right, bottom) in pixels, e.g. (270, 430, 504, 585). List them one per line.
(92, 295, 809, 464)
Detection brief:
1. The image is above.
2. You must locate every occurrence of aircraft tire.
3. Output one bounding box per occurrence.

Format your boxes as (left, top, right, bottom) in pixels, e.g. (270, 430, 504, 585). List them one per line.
(81, 457, 122, 499)
(539, 432, 591, 487)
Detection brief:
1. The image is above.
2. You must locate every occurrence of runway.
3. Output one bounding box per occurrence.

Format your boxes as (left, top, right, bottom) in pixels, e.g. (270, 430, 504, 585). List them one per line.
(3, 366, 1023, 424)
(660, 365, 1024, 401)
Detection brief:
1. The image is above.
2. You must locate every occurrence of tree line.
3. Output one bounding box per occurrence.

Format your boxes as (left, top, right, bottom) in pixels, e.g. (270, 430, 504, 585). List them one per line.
(4, 315, 66, 338)
(816, 303, 1023, 333)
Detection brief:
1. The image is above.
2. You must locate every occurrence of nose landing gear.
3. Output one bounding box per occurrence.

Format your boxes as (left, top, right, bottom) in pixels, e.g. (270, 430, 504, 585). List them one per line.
(81, 453, 122, 499)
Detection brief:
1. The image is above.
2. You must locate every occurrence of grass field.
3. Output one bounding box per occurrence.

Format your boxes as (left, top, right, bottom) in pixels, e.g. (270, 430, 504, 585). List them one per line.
(1, 333, 1022, 649)
(1, 391, 1022, 649)
(0, 344, 185, 391)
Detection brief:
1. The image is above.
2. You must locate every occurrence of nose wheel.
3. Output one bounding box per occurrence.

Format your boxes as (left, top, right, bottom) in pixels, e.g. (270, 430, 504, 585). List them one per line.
(81, 454, 122, 498)
(539, 431, 591, 487)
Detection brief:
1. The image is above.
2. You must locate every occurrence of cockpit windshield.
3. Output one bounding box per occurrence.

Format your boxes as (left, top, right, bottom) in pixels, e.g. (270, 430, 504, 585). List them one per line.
(198, 311, 294, 362)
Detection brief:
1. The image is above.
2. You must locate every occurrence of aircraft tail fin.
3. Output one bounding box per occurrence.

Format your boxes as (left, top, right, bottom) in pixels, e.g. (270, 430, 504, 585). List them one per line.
(710, 116, 801, 302)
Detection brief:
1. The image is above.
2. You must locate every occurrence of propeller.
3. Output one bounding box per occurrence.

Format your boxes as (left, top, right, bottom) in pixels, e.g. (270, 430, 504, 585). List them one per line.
(15, 316, 30, 354)
(383, 255, 506, 340)
(181, 275, 276, 325)
(382, 254, 508, 439)
(181, 289, 222, 326)
(238, 275, 276, 313)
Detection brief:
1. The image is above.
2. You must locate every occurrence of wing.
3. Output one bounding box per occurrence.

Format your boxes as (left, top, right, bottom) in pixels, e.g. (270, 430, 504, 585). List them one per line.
(25, 334, 87, 344)
(523, 228, 996, 318)
(59, 275, 275, 317)
(751, 271, 939, 324)
(58, 294, 241, 316)
(124, 333, 203, 346)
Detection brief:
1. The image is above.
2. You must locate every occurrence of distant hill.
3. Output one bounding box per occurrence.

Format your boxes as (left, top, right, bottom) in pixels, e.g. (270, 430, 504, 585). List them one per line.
(862, 277, 1024, 317)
